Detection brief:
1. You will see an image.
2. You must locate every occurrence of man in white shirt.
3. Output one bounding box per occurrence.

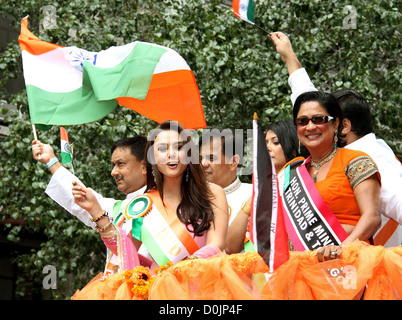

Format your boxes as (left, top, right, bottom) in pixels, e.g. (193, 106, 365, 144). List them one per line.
(270, 32, 402, 246)
(32, 136, 147, 273)
(199, 128, 252, 225)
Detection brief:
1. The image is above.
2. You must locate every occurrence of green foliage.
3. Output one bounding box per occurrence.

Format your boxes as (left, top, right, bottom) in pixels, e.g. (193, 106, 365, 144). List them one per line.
(0, 0, 400, 299)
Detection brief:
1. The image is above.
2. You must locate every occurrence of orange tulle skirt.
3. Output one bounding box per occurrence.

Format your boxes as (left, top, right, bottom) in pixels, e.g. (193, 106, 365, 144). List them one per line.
(71, 241, 402, 300)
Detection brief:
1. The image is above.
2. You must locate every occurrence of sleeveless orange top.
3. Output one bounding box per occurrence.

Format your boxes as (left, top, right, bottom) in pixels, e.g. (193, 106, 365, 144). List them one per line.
(314, 148, 380, 226)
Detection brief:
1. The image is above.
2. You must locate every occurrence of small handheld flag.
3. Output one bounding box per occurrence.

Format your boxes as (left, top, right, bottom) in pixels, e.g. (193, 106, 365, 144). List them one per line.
(60, 127, 72, 164)
(232, 0, 271, 35)
(60, 127, 75, 174)
(232, 0, 255, 25)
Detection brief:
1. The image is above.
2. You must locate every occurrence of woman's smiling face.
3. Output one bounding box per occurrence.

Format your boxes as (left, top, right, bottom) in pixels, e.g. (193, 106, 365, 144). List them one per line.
(296, 100, 339, 154)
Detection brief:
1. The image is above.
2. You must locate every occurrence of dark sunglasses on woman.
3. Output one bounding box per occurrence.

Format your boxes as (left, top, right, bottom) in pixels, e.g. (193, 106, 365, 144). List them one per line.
(294, 115, 334, 127)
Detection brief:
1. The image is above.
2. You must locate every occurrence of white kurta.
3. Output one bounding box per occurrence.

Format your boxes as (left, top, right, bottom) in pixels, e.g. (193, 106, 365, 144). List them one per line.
(224, 177, 253, 225)
(45, 166, 145, 227)
(45, 166, 147, 273)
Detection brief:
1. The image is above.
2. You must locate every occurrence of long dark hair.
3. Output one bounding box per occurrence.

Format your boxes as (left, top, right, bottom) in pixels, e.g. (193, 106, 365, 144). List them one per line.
(144, 120, 214, 236)
(293, 91, 346, 148)
(266, 120, 310, 161)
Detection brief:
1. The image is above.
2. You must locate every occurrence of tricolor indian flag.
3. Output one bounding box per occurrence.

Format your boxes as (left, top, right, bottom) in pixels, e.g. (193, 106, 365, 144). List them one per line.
(60, 127, 72, 164)
(18, 17, 206, 129)
(232, 0, 255, 25)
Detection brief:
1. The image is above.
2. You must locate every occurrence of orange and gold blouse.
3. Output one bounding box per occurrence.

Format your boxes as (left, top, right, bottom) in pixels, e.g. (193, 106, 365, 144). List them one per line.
(314, 148, 380, 226)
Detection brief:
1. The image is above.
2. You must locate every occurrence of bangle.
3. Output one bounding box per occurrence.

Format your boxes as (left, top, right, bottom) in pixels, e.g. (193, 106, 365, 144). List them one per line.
(90, 210, 107, 223)
(95, 221, 113, 233)
(46, 157, 59, 169)
(99, 227, 118, 239)
(241, 201, 251, 216)
(186, 255, 200, 260)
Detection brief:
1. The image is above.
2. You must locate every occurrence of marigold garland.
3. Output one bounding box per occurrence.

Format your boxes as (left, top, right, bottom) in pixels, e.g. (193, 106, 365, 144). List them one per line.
(123, 262, 173, 299)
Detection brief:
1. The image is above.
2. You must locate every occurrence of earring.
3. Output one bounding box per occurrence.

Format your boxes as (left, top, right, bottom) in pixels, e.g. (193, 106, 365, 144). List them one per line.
(151, 167, 156, 183)
(334, 130, 338, 149)
(298, 141, 301, 155)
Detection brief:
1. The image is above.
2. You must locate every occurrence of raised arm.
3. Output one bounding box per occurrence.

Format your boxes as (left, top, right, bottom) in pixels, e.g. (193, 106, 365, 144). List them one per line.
(269, 32, 317, 105)
(32, 140, 61, 174)
(269, 31, 302, 75)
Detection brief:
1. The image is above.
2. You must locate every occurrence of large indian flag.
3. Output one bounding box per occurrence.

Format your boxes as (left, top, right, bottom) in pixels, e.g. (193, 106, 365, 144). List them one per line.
(18, 17, 206, 129)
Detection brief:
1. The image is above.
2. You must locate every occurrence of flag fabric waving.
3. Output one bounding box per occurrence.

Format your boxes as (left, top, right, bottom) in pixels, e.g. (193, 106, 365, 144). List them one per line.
(60, 127, 72, 164)
(232, 0, 255, 25)
(18, 17, 206, 129)
(248, 113, 289, 271)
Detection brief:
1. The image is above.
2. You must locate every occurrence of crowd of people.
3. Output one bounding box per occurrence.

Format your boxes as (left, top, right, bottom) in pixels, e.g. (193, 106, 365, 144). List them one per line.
(30, 32, 402, 300)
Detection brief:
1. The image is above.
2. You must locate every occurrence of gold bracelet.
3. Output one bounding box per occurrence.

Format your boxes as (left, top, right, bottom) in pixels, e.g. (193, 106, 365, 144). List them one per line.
(90, 210, 107, 223)
(99, 224, 118, 238)
(95, 221, 113, 233)
(241, 202, 251, 216)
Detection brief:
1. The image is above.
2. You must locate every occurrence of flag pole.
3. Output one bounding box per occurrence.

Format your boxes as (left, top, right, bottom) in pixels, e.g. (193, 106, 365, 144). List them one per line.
(231, 9, 271, 35)
(252, 23, 271, 36)
(32, 124, 41, 160)
(70, 143, 75, 175)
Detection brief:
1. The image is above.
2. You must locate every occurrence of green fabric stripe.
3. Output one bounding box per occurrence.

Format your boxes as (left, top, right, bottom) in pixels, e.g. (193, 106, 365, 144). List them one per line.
(26, 85, 117, 125)
(60, 152, 72, 164)
(112, 201, 123, 219)
(82, 43, 167, 101)
(131, 217, 143, 241)
(141, 225, 169, 266)
(247, 0, 255, 22)
(244, 240, 255, 252)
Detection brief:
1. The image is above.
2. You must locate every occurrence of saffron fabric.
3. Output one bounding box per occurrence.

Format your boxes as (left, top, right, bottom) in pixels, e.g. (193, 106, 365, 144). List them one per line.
(314, 148, 380, 226)
(71, 241, 402, 300)
(19, 17, 206, 129)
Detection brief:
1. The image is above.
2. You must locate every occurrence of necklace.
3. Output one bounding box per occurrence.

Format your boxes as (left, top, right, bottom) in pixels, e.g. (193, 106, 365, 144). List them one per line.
(310, 148, 338, 182)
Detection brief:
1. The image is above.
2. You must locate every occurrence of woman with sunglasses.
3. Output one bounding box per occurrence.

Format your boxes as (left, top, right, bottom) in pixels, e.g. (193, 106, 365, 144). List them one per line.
(286, 91, 381, 261)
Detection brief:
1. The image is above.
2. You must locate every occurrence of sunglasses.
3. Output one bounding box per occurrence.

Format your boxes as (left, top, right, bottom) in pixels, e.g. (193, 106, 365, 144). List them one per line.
(294, 115, 334, 127)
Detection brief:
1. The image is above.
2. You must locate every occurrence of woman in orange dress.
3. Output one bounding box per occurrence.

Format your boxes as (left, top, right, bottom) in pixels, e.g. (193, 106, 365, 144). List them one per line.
(291, 91, 381, 259)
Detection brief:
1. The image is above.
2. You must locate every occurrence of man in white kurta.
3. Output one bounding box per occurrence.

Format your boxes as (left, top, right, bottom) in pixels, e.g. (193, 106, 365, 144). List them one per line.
(199, 130, 252, 225)
(270, 31, 402, 246)
(32, 137, 147, 273)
